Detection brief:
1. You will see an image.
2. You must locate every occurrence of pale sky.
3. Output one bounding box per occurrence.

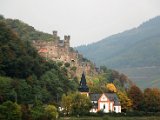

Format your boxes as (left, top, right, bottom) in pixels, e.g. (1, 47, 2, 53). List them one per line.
(0, 0, 160, 47)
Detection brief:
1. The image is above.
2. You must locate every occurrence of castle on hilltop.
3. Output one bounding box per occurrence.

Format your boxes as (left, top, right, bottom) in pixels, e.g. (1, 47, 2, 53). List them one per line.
(33, 31, 75, 62)
(32, 31, 97, 76)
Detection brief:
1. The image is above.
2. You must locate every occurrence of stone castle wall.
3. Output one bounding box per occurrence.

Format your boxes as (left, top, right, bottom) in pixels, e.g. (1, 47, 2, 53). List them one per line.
(32, 31, 96, 75)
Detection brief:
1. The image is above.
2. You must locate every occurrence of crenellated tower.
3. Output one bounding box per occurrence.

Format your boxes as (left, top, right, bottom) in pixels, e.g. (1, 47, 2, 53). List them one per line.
(53, 30, 60, 45)
(64, 35, 70, 47)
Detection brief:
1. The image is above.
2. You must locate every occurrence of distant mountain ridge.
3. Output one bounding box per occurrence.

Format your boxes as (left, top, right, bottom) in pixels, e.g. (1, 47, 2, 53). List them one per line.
(76, 16, 160, 88)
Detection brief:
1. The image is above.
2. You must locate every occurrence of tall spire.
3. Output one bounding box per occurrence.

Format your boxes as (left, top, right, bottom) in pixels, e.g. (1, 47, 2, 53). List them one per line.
(78, 72, 89, 92)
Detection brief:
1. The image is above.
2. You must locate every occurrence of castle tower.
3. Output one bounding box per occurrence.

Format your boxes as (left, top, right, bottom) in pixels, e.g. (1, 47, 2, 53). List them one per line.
(64, 35, 70, 55)
(53, 30, 57, 37)
(53, 30, 60, 44)
(64, 35, 70, 48)
(78, 72, 89, 97)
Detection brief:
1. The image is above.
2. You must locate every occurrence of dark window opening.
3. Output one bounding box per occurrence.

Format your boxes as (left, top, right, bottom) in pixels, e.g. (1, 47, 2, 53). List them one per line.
(103, 104, 105, 109)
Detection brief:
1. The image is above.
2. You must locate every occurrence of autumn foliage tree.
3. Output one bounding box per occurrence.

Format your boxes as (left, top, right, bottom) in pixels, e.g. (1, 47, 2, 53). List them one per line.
(106, 83, 117, 93)
(127, 85, 144, 111)
(143, 88, 160, 112)
(117, 91, 132, 112)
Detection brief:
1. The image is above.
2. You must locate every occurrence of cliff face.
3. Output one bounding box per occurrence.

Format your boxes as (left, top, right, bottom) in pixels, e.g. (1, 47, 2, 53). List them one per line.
(32, 31, 97, 76)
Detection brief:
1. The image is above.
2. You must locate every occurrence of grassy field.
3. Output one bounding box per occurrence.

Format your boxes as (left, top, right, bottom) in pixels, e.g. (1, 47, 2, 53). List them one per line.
(60, 116, 160, 120)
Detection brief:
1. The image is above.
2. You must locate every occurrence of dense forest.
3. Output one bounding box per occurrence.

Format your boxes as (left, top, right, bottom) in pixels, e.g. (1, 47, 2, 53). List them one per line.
(0, 16, 79, 119)
(0, 15, 160, 119)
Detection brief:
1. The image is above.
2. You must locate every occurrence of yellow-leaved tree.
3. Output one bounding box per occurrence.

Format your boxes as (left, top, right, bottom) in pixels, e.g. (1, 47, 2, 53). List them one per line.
(117, 91, 132, 112)
(106, 83, 117, 93)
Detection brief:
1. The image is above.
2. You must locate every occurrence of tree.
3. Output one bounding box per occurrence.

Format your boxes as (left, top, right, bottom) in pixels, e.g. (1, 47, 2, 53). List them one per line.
(44, 104, 58, 120)
(16, 80, 33, 104)
(127, 85, 143, 111)
(106, 83, 117, 93)
(0, 101, 22, 120)
(143, 88, 160, 112)
(0, 76, 14, 103)
(117, 91, 132, 112)
(30, 100, 45, 120)
(61, 94, 73, 115)
(71, 93, 92, 116)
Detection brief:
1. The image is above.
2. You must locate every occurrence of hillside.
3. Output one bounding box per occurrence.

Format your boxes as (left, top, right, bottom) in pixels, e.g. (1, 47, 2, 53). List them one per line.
(0, 15, 53, 41)
(76, 16, 160, 89)
(0, 14, 131, 91)
(0, 15, 132, 111)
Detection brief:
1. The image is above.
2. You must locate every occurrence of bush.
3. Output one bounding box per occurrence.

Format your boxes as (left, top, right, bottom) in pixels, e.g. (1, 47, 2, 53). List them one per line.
(0, 101, 22, 120)
(71, 66, 77, 72)
(45, 105, 59, 119)
(64, 62, 70, 68)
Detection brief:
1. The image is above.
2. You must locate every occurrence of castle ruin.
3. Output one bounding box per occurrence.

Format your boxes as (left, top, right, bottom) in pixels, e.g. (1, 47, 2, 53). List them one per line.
(32, 31, 96, 76)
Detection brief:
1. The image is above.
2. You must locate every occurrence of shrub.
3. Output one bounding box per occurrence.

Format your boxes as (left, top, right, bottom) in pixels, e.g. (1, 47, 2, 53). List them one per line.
(64, 62, 70, 68)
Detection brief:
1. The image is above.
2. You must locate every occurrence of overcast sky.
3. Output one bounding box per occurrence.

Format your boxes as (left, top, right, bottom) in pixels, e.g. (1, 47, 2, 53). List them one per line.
(0, 0, 160, 47)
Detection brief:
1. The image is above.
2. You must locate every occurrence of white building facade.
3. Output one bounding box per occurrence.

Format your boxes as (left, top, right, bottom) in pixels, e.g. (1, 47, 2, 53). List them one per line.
(90, 93, 121, 113)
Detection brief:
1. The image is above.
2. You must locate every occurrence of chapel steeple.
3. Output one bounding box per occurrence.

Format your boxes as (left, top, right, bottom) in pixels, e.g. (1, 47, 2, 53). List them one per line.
(78, 72, 89, 94)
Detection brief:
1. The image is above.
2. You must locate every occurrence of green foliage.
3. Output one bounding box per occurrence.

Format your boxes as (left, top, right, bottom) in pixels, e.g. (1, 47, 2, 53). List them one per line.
(0, 21, 45, 78)
(16, 80, 33, 104)
(4, 18, 53, 41)
(65, 62, 70, 68)
(0, 76, 16, 103)
(57, 61, 63, 67)
(71, 66, 77, 72)
(45, 104, 59, 119)
(88, 67, 130, 94)
(0, 101, 22, 120)
(61, 93, 92, 116)
(0, 21, 79, 105)
(61, 94, 73, 115)
(71, 93, 92, 116)
(31, 101, 45, 120)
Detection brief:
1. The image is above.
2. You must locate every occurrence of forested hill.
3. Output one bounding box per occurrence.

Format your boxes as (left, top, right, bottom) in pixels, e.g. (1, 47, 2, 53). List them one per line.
(0, 15, 53, 41)
(0, 19, 79, 104)
(0, 15, 131, 105)
(76, 16, 160, 88)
